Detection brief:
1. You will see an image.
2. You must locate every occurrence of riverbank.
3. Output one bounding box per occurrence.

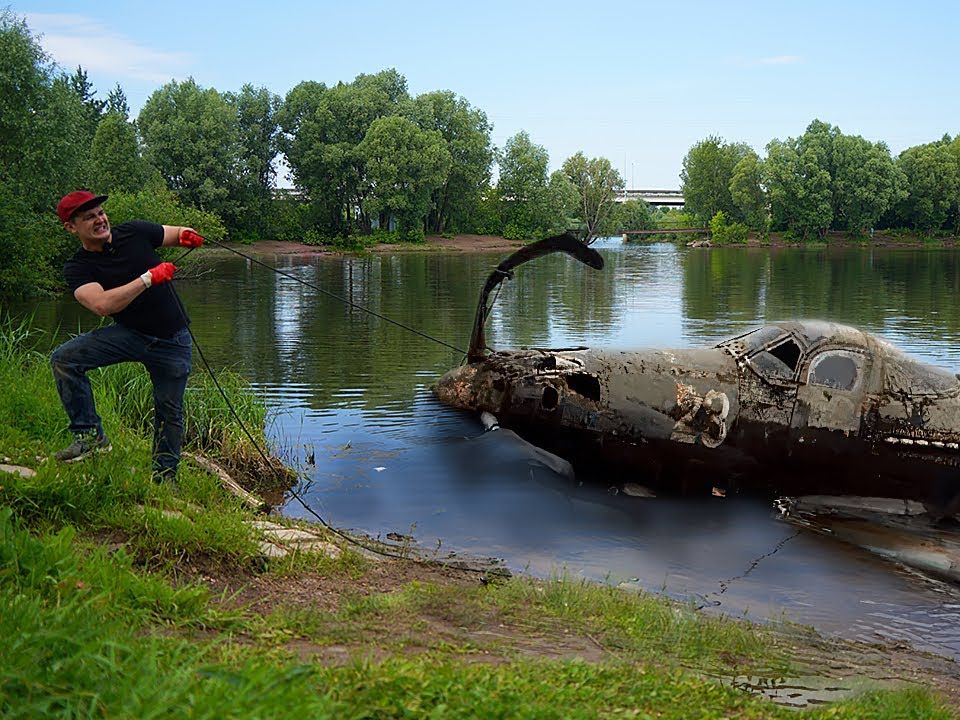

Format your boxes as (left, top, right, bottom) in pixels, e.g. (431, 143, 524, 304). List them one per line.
(228, 234, 526, 257)
(231, 230, 960, 259)
(2, 318, 958, 717)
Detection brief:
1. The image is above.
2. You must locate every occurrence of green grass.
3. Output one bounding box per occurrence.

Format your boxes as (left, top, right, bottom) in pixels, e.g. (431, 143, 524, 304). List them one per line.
(0, 316, 955, 719)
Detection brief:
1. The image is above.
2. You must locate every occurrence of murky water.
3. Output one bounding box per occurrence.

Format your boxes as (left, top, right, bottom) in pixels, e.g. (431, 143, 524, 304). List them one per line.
(15, 239, 960, 660)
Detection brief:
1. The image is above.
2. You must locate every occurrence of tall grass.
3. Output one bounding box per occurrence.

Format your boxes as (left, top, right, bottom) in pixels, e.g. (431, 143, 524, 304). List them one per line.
(0, 314, 287, 486)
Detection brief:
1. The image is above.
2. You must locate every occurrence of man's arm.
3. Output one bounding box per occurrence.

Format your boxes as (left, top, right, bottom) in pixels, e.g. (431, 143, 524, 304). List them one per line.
(73, 264, 176, 316)
(161, 225, 199, 247)
(74, 279, 148, 316)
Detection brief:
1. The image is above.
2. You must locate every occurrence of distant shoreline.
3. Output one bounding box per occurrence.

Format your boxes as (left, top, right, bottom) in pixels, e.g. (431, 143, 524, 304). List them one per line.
(626, 230, 960, 249)
(216, 234, 526, 257)
(216, 231, 960, 258)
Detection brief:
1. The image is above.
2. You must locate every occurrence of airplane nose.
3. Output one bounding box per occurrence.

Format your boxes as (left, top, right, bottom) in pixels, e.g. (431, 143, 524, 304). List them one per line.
(433, 365, 479, 409)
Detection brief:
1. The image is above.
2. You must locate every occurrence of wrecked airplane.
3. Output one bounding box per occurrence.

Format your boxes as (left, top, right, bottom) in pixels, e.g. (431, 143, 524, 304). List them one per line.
(433, 234, 960, 519)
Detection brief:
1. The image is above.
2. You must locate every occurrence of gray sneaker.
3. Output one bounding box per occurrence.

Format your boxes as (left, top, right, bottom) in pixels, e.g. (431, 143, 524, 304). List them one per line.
(54, 430, 111, 463)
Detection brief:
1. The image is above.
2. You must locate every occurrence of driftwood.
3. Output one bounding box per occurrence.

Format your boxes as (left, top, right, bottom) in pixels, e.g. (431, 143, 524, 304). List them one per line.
(184, 451, 268, 512)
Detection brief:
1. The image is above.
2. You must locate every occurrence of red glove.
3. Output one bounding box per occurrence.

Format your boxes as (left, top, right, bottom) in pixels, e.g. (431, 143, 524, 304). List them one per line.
(178, 228, 204, 248)
(141, 262, 176, 287)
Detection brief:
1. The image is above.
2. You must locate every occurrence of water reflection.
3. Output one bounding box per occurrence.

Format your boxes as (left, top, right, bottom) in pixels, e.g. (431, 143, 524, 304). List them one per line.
(12, 240, 960, 660)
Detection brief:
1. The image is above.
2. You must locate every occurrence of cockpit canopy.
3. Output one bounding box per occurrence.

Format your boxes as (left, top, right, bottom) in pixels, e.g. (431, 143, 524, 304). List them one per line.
(718, 321, 960, 397)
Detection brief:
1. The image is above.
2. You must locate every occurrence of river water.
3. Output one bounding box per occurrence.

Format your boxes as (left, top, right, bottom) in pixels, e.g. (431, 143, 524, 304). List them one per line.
(16, 239, 960, 660)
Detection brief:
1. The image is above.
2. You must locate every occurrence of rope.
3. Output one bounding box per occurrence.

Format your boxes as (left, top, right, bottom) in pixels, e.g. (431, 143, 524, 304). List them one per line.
(165, 245, 498, 573)
(205, 238, 466, 355)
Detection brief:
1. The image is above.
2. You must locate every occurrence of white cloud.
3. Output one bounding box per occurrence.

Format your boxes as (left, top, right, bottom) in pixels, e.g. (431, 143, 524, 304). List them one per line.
(24, 13, 190, 83)
(757, 55, 802, 66)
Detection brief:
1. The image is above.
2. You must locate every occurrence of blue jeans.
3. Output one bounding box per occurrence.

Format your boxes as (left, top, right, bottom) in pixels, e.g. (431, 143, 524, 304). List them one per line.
(51, 324, 192, 478)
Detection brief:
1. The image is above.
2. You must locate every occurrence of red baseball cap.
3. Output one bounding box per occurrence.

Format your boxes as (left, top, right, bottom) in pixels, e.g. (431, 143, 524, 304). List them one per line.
(56, 190, 109, 223)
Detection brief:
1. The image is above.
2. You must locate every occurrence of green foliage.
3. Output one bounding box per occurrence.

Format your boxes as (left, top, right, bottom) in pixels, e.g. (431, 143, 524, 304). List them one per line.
(681, 136, 752, 223)
(104, 188, 227, 241)
(105, 82, 130, 117)
(408, 90, 493, 233)
(729, 151, 768, 231)
(277, 70, 412, 238)
(613, 199, 656, 232)
(0, 179, 66, 298)
(0, 11, 88, 211)
(497, 131, 572, 238)
(762, 120, 906, 239)
(90, 112, 152, 193)
(832, 134, 905, 233)
(358, 115, 451, 239)
(268, 193, 312, 241)
(68, 65, 106, 145)
(139, 78, 279, 236)
(0, 15, 244, 299)
(656, 208, 698, 228)
(225, 84, 281, 239)
(765, 135, 833, 239)
(709, 210, 749, 244)
(560, 152, 625, 240)
(895, 140, 959, 233)
(466, 185, 504, 236)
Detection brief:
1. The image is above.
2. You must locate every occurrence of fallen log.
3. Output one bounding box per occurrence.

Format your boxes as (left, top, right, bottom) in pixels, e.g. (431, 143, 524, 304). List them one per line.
(183, 451, 269, 512)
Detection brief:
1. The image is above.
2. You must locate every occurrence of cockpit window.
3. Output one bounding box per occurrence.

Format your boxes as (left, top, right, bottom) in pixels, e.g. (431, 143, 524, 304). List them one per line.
(769, 340, 801, 371)
(748, 338, 803, 383)
(808, 351, 862, 391)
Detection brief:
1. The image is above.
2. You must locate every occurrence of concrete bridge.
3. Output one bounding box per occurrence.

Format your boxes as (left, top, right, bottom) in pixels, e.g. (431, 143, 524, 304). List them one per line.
(616, 189, 684, 208)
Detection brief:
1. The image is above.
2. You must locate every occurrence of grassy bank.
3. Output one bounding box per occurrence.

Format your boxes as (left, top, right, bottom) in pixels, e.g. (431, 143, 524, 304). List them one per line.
(0, 316, 956, 718)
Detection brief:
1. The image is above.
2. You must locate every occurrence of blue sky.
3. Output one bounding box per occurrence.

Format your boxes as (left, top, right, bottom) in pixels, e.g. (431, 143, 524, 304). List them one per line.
(15, 0, 960, 188)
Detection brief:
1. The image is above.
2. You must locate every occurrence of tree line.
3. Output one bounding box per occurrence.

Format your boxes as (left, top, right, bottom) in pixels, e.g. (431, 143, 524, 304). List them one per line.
(681, 120, 960, 240)
(1, 12, 651, 298)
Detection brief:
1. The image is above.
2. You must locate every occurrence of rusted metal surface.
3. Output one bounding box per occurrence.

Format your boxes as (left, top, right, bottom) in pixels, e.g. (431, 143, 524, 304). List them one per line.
(435, 247, 960, 518)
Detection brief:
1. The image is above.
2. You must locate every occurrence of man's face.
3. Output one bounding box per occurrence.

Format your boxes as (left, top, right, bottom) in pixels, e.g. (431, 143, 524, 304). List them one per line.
(65, 205, 111, 244)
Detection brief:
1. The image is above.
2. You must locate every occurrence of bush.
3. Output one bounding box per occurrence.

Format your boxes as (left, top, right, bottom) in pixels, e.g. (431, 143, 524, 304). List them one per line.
(266, 195, 311, 242)
(0, 180, 65, 298)
(709, 211, 749, 244)
(104, 187, 227, 242)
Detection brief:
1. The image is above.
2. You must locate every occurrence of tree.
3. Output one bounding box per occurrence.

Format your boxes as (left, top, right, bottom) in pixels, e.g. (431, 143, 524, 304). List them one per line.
(831, 135, 905, 233)
(497, 131, 555, 238)
(105, 83, 130, 118)
(764, 138, 833, 238)
(546, 169, 579, 234)
(728, 150, 768, 232)
(409, 90, 493, 234)
(0, 11, 89, 296)
(357, 115, 451, 239)
(69, 65, 106, 141)
(226, 84, 280, 237)
(613, 199, 655, 232)
(90, 112, 151, 193)
(559, 152, 624, 242)
(0, 11, 88, 211)
(138, 78, 244, 227)
(949, 136, 960, 232)
(277, 70, 410, 236)
(680, 136, 751, 223)
(895, 141, 959, 233)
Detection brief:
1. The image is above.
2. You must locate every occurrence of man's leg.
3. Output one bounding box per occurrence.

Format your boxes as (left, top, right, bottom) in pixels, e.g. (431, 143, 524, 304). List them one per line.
(145, 328, 192, 481)
(50, 324, 144, 459)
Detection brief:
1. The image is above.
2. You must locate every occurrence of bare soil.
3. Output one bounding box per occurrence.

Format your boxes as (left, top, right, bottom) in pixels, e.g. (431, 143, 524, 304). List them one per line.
(171, 538, 960, 709)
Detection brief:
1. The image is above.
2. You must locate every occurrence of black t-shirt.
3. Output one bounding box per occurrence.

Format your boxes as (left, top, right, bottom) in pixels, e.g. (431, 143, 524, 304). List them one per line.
(64, 220, 189, 339)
